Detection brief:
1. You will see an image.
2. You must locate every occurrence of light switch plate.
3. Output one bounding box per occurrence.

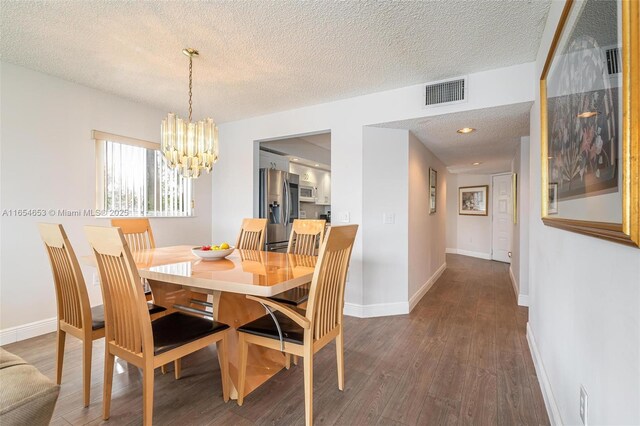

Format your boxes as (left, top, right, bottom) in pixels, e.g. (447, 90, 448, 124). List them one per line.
(340, 212, 350, 223)
(383, 213, 395, 224)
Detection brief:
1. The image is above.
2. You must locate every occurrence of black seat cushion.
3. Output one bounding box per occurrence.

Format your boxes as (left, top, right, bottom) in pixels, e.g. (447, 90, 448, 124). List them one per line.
(147, 303, 166, 315)
(269, 284, 310, 306)
(91, 303, 167, 330)
(152, 312, 229, 355)
(91, 305, 105, 330)
(237, 308, 306, 345)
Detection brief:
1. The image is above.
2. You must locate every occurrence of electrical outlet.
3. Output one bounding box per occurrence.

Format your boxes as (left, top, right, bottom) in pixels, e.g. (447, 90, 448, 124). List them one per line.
(93, 273, 101, 287)
(340, 212, 350, 223)
(383, 213, 395, 224)
(580, 385, 588, 425)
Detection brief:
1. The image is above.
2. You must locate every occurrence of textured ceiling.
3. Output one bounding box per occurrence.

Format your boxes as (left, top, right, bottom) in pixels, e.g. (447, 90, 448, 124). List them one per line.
(377, 102, 532, 175)
(1, 1, 550, 123)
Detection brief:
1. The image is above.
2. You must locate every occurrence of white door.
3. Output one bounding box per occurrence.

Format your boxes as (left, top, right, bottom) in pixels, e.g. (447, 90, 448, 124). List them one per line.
(491, 174, 512, 263)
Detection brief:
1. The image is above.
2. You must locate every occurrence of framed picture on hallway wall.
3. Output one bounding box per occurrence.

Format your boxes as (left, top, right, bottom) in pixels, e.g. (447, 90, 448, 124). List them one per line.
(459, 185, 488, 216)
(429, 168, 437, 214)
(540, 0, 640, 247)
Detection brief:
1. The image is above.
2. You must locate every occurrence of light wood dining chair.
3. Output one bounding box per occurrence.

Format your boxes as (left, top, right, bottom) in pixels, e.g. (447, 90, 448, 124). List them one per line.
(85, 226, 230, 426)
(110, 218, 156, 251)
(38, 223, 166, 408)
(39, 223, 102, 408)
(235, 218, 267, 250)
(236, 225, 358, 426)
(269, 219, 326, 307)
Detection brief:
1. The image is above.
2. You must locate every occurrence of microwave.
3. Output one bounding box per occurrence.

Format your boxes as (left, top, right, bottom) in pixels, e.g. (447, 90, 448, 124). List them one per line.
(300, 185, 316, 203)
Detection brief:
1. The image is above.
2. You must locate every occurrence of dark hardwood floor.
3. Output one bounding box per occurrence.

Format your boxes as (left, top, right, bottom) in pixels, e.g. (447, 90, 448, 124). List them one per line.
(2, 254, 549, 425)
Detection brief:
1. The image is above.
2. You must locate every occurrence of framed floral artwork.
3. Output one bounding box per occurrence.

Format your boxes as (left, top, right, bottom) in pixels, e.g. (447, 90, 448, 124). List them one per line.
(540, 0, 639, 247)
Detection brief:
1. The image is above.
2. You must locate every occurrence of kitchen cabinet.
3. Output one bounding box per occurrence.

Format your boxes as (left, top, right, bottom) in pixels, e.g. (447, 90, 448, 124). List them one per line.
(316, 170, 331, 205)
(289, 163, 317, 184)
(259, 150, 289, 171)
(289, 163, 330, 205)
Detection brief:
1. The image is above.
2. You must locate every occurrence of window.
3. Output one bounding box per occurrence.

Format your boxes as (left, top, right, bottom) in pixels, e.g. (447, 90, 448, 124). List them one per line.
(95, 131, 193, 217)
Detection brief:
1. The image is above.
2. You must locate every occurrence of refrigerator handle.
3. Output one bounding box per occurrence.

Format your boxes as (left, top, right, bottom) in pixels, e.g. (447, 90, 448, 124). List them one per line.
(282, 177, 289, 226)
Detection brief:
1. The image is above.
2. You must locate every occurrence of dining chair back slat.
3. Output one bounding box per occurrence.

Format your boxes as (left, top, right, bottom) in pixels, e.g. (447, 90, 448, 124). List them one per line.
(306, 225, 357, 341)
(85, 226, 152, 356)
(111, 218, 155, 251)
(39, 224, 91, 331)
(287, 219, 326, 256)
(236, 218, 267, 250)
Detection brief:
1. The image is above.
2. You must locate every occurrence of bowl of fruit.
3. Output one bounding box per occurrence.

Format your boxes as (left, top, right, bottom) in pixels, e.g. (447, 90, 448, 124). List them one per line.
(191, 242, 235, 260)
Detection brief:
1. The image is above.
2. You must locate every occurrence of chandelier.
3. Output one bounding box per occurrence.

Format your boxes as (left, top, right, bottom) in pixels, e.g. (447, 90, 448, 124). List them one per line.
(161, 48, 218, 178)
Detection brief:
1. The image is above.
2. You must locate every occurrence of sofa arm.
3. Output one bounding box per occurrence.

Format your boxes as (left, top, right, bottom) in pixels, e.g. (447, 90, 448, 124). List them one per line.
(0, 348, 60, 426)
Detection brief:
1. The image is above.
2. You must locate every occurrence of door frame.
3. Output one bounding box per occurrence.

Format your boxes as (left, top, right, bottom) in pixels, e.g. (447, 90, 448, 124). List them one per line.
(490, 172, 513, 263)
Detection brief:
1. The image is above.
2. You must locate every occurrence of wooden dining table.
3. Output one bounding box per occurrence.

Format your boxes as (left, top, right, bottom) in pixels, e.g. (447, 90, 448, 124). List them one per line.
(80, 245, 317, 399)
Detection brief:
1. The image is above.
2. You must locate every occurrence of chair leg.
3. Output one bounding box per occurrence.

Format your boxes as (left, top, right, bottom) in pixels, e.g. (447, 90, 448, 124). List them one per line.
(217, 334, 230, 402)
(103, 350, 115, 420)
(142, 364, 154, 426)
(293, 355, 299, 366)
(336, 326, 344, 391)
(285, 353, 291, 370)
(237, 333, 248, 406)
(82, 339, 92, 407)
(304, 345, 314, 426)
(55, 329, 66, 385)
(160, 364, 167, 374)
(174, 359, 182, 380)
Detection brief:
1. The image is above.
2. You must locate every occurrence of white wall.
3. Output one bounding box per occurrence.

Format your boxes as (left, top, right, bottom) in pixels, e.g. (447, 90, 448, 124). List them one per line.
(0, 62, 212, 341)
(511, 136, 530, 305)
(214, 62, 535, 316)
(446, 174, 458, 250)
(408, 133, 447, 306)
(527, 3, 640, 425)
(362, 127, 408, 308)
(446, 174, 492, 259)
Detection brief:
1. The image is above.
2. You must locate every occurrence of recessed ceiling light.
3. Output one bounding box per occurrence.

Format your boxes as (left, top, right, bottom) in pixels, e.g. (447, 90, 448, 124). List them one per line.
(472, 162, 482, 166)
(577, 111, 598, 118)
(292, 158, 299, 161)
(457, 127, 476, 134)
(314, 164, 320, 167)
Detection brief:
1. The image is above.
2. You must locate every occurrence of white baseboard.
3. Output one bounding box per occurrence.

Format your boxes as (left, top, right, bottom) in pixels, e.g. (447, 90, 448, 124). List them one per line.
(0, 317, 57, 346)
(343, 301, 409, 318)
(509, 266, 529, 307)
(409, 262, 447, 311)
(445, 248, 491, 260)
(526, 323, 563, 426)
(344, 262, 448, 318)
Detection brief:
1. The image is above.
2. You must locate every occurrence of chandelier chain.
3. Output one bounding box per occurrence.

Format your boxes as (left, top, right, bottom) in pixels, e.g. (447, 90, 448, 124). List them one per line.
(188, 55, 193, 122)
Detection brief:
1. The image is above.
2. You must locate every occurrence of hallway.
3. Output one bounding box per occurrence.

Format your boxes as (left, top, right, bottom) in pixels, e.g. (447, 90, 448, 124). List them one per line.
(3, 254, 549, 425)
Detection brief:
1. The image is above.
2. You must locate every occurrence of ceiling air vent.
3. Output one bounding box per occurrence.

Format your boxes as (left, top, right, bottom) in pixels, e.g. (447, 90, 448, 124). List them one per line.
(605, 47, 621, 75)
(425, 77, 467, 107)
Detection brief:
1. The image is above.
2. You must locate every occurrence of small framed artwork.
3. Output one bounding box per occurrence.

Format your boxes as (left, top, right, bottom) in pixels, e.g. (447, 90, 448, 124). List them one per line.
(459, 185, 489, 216)
(548, 183, 558, 215)
(429, 168, 437, 214)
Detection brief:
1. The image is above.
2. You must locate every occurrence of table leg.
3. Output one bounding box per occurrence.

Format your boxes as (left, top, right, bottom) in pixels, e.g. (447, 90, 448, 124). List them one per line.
(147, 281, 287, 399)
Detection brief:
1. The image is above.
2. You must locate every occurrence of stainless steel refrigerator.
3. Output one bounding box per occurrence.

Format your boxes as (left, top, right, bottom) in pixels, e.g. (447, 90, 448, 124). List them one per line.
(259, 168, 300, 252)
